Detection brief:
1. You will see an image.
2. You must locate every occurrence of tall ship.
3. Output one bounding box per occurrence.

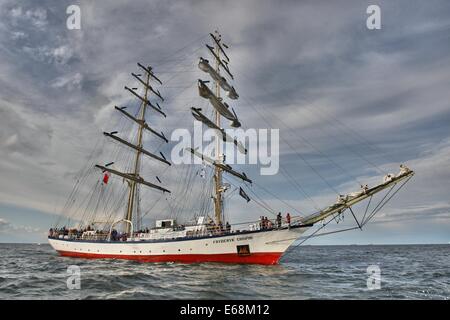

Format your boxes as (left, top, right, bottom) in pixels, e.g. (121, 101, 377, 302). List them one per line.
(48, 32, 414, 265)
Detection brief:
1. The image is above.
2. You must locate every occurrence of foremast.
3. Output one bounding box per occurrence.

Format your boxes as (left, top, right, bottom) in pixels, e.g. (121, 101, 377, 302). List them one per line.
(213, 31, 224, 226)
(96, 63, 170, 234)
(193, 31, 251, 227)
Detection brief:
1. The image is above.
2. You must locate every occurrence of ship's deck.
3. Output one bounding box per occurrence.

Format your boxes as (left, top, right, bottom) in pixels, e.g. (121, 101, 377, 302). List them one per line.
(48, 223, 313, 244)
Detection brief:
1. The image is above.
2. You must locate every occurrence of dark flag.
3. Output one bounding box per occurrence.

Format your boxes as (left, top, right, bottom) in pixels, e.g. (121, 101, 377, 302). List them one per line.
(239, 187, 251, 203)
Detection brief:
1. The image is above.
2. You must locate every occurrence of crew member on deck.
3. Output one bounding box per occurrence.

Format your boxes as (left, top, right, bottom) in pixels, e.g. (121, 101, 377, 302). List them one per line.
(286, 212, 291, 227)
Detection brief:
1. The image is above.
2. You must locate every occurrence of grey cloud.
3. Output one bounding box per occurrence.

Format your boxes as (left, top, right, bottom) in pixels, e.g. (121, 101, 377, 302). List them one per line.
(0, 217, 42, 234)
(0, 218, 10, 230)
(0, 104, 53, 157)
(22, 44, 74, 64)
(50, 72, 83, 90)
(8, 6, 48, 29)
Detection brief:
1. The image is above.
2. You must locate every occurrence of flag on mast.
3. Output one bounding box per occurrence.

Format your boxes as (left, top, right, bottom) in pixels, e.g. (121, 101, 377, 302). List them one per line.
(103, 172, 110, 184)
(239, 187, 251, 202)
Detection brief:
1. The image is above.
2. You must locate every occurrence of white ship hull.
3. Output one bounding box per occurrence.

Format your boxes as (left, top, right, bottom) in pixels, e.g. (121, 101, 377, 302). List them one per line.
(48, 226, 310, 265)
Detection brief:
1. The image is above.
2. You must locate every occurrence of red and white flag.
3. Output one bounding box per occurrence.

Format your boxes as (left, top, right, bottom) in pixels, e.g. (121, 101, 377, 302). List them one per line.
(102, 172, 110, 184)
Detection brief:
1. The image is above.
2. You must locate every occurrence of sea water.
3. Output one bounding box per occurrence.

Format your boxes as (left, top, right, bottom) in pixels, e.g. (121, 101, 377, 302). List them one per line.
(0, 243, 448, 299)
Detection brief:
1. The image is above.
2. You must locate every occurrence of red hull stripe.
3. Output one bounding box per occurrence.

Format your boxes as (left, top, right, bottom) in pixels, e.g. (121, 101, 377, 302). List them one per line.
(57, 250, 282, 265)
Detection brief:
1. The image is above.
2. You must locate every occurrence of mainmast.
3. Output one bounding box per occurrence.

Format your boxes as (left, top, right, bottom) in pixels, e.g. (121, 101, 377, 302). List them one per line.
(97, 63, 170, 234)
(124, 71, 150, 232)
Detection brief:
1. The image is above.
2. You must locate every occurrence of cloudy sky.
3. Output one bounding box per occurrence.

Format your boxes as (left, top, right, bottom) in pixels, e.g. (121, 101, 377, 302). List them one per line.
(0, 0, 449, 244)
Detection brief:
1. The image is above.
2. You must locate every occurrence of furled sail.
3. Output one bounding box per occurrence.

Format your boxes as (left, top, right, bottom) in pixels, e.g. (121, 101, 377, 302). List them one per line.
(197, 80, 241, 128)
(191, 108, 247, 154)
(198, 58, 239, 100)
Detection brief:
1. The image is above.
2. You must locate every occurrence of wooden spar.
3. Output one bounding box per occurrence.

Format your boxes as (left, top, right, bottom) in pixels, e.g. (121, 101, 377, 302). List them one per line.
(188, 148, 252, 184)
(206, 44, 233, 79)
(137, 62, 162, 84)
(191, 108, 221, 130)
(124, 86, 166, 117)
(131, 73, 164, 101)
(209, 33, 230, 61)
(114, 106, 168, 143)
(197, 80, 236, 121)
(191, 108, 247, 154)
(103, 132, 171, 165)
(95, 165, 170, 193)
(215, 163, 251, 183)
(301, 170, 415, 225)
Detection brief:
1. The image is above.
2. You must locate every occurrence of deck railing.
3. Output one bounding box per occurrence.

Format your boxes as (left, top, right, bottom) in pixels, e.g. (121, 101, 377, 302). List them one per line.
(49, 216, 303, 242)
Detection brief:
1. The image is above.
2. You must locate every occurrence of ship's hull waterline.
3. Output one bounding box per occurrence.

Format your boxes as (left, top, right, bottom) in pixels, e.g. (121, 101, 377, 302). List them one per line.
(48, 226, 310, 265)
